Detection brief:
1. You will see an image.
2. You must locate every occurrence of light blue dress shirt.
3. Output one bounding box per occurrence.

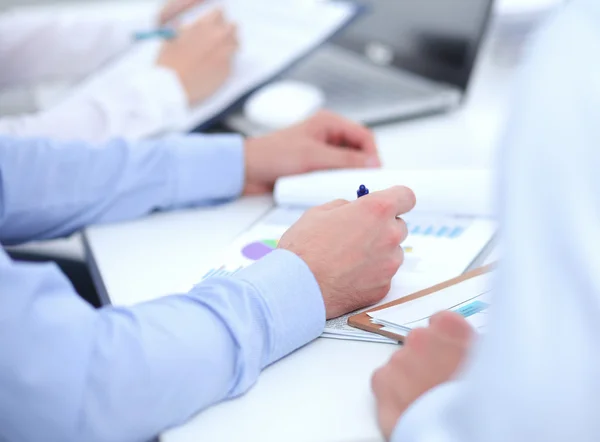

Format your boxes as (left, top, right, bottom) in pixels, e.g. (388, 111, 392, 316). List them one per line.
(0, 134, 325, 441)
(392, 1, 600, 440)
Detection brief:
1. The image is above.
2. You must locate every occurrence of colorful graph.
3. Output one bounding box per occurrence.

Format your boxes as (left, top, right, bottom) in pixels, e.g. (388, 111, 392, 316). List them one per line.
(453, 300, 490, 318)
(408, 223, 465, 239)
(241, 239, 278, 260)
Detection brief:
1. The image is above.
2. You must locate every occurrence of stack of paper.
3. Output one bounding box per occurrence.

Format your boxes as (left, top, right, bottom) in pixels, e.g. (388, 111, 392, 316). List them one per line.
(369, 272, 493, 337)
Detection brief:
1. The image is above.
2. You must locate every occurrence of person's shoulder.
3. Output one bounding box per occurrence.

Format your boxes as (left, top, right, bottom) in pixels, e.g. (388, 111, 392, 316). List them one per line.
(507, 0, 600, 130)
(523, 2, 600, 88)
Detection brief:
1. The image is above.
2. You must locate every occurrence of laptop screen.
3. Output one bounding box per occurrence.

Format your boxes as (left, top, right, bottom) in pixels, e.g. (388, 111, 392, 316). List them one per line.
(331, 0, 495, 90)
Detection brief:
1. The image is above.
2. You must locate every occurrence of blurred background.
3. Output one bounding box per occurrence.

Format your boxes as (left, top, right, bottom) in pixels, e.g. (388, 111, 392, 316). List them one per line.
(0, 0, 563, 121)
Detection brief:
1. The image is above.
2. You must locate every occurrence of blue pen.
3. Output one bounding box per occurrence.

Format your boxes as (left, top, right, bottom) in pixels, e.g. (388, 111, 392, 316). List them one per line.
(133, 28, 177, 41)
(357, 184, 369, 198)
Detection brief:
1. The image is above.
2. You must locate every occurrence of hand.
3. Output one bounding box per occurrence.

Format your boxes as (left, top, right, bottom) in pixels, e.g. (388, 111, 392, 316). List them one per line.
(158, 0, 203, 25)
(371, 311, 474, 440)
(243, 111, 382, 195)
(157, 8, 238, 105)
(278, 186, 415, 319)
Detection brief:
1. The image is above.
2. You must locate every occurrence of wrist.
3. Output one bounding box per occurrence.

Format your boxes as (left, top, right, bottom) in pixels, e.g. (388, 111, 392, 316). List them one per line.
(232, 249, 326, 365)
(243, 137, 271, 195)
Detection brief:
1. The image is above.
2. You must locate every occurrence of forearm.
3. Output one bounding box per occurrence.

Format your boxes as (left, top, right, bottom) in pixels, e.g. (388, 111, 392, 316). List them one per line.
(0, 66, 188, 142)
(0, 133, 244, 244)
(0, 3, 157, 87)
(0, 249, 325, 442)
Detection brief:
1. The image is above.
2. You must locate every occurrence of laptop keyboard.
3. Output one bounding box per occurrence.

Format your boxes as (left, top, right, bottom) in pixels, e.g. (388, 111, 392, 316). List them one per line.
(285, 45, 437, 111)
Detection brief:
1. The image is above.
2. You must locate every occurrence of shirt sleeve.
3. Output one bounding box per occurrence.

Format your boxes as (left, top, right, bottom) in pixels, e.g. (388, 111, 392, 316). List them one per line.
(391, 3, 600, 442)
(0, 3, 157, 88)
(0, 65, 188, 142)
(0, 246, 325, 442)
(0, 133, 245, 245)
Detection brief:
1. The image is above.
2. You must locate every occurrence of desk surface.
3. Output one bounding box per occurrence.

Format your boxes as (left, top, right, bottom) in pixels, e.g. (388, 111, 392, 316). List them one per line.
(84, 49, 513, 442)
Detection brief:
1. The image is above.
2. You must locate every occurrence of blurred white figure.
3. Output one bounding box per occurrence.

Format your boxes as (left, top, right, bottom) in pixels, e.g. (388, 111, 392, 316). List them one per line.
(0, 0, 238, 142)
(372, 1, 600, 441)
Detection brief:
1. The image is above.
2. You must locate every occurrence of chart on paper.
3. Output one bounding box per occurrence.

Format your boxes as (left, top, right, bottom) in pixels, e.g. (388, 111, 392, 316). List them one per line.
(242, 239, 279, 260)
(198, 207, 495, 343)
(371, 272, 493, 336)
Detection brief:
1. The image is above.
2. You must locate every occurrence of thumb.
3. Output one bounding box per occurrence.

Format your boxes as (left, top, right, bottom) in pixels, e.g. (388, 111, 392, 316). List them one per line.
(429, 311, 474, 343)
(310, 144, 373, 170)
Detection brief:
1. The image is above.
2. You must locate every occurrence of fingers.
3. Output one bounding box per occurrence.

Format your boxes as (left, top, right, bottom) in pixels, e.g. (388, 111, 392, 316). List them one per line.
(318, 199, 349, 211)
(185, 8, 238, 54)
(403, 313, 474, 382)
(360, 186, 416, 218)
(429, 311, 475, 343)
(159, 0, 204, 25)
(190, 8, 234, 37)
(310, 143, 373, 170)
(396, 217, 409, 245)
(316, 111, 379, 155)
(383, 246, 404, 279)
(205, 7, 225, 24)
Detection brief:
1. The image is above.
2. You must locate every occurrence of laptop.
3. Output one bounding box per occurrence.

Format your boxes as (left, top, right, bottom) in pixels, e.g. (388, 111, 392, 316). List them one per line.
(226, 0, 494, 133)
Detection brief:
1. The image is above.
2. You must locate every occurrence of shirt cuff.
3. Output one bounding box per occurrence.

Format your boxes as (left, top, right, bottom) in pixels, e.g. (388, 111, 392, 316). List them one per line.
(167, 133, 246, 207)
(391, 381, 461, 442)
(233, 249, 326, 366)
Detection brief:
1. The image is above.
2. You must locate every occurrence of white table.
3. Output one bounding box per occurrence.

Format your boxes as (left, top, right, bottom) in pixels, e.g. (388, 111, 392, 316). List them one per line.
(84, 48, 513, 442)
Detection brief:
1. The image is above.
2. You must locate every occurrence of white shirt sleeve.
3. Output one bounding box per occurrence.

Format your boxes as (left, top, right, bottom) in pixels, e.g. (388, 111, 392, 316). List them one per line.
(0, 3, 157, 88)
(0, 3, 191, 142)
(391, 2, 600, 441)
(0, 65, 188, 143)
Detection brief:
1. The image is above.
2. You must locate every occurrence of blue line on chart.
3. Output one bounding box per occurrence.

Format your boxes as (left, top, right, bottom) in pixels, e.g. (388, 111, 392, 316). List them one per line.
(406, 224, 465, 239)
(436, 226, 449, 237)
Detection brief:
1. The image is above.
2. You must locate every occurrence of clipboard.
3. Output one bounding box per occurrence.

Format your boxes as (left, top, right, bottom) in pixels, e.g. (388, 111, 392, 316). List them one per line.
(348, 264, 495, 343)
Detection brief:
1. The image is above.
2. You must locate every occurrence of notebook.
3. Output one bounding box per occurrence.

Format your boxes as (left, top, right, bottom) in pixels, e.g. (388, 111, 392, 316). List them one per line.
(199, 169, 496, 343)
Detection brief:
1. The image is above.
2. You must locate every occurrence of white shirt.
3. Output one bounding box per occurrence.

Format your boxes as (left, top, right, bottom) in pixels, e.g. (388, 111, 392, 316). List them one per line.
(0, 2, 188, 142)
(393, 1, 600, 440)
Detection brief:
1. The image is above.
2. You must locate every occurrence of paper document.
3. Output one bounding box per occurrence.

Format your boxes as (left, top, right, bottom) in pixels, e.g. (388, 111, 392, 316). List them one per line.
(370, 272, 493, 337)
(70, 0, 356, 133)
(199, 207, 495, 343)
(274, 169, 494, 217)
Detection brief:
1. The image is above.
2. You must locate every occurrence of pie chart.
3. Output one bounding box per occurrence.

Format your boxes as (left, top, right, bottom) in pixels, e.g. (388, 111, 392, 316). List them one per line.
(242, 239, 278, 260)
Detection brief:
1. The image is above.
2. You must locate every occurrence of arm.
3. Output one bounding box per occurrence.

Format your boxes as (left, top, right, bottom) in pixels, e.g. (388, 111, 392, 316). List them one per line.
(0, 133, 244, 245)
(0, 247, 325, 442)
(0, 66, 188, 142)
(0, 3, 157, 88)
(392, 3, 600, 441)
(0, 4, 238, 142)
